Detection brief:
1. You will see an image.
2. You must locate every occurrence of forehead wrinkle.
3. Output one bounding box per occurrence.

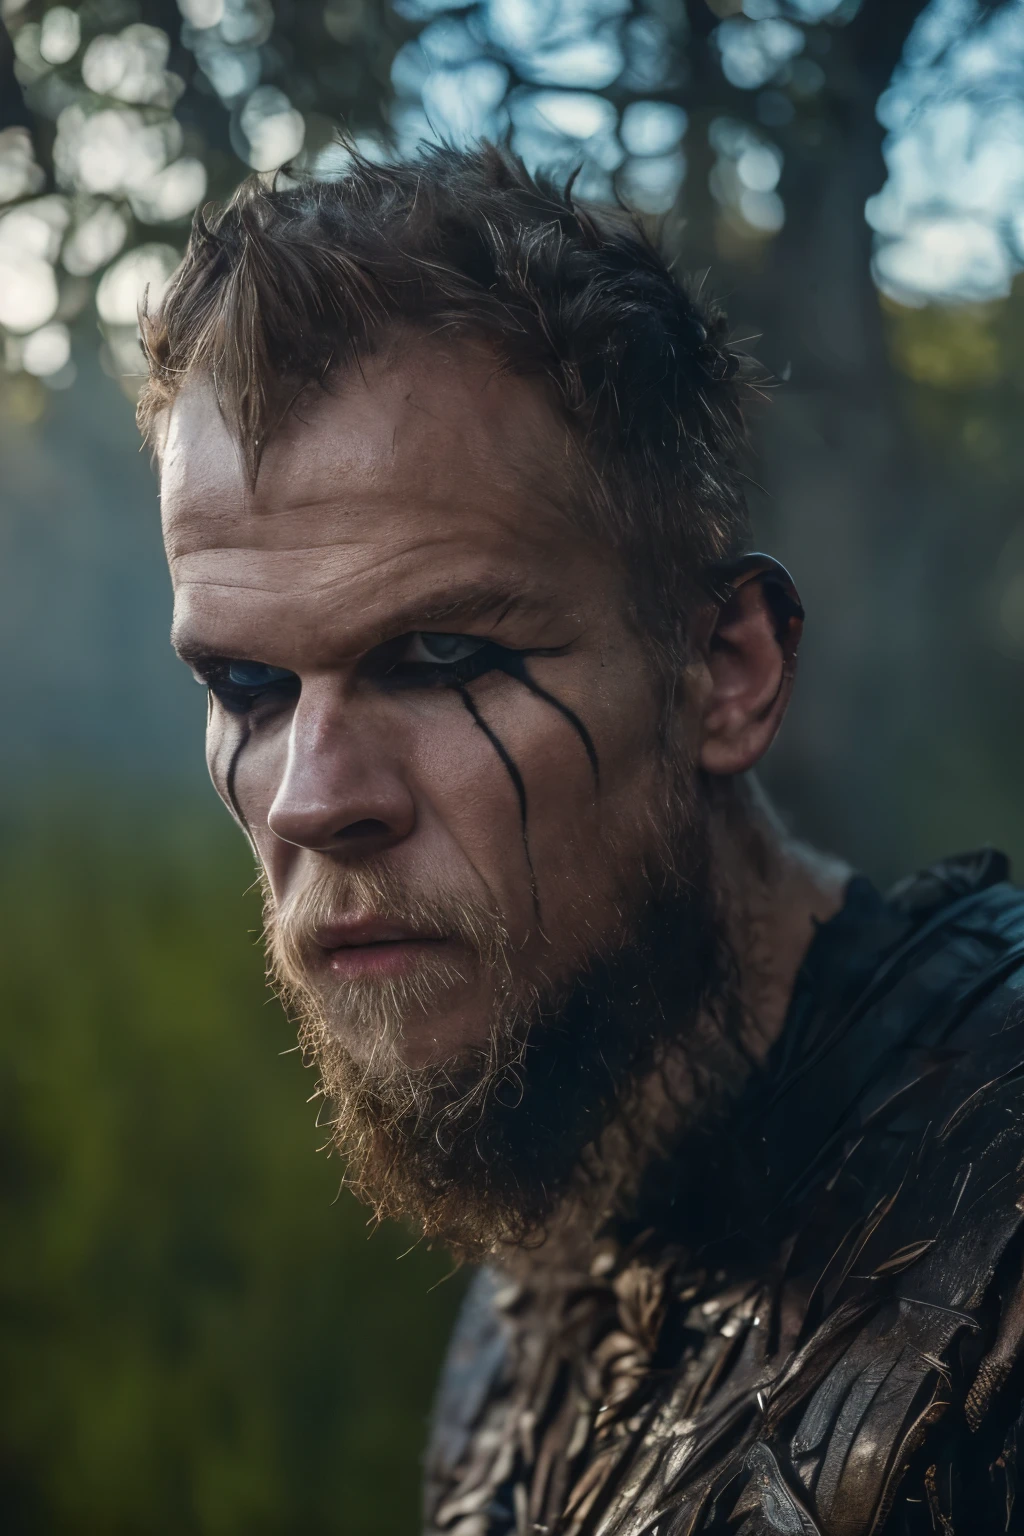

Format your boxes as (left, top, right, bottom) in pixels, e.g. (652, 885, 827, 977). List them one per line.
(171, 576, 566, 664)
(168, 537, 530, 595)
(274, 477, 573, 533)
(164, 486, 574, 562)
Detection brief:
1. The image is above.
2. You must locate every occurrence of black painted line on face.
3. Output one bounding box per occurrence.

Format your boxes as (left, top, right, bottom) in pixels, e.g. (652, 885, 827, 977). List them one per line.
(225, 723, 253, 839)
(457, 685, 540, 923)
(502, 656, 600, 786)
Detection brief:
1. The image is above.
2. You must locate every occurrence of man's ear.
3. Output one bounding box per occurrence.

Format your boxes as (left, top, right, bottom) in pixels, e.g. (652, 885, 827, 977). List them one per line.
(698, 554, 804, 777)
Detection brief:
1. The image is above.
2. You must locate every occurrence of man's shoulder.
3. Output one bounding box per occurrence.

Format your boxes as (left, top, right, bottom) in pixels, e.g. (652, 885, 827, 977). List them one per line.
(801, 846, 1024, 1239)
(423, 1266, 517, 1522)
(740, 848, 1024, 1531)
(423, 852, 1024, 1534)
(755, 848, 1024, 1216)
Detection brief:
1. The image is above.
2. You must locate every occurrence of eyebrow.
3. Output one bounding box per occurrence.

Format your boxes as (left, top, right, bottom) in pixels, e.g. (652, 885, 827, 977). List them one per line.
(170, 578, 560, 664)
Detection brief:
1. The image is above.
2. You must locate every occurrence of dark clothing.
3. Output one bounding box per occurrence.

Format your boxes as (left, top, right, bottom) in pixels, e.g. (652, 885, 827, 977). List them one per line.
(425, 852, 1024, 1534)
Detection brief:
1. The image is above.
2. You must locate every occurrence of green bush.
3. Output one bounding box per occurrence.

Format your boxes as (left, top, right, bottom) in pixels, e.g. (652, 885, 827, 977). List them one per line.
(0, 801, 464, 1535)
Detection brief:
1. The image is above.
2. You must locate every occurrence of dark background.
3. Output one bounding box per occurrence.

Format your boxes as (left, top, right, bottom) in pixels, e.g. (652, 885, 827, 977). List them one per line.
(3, 0, 1024, 1529)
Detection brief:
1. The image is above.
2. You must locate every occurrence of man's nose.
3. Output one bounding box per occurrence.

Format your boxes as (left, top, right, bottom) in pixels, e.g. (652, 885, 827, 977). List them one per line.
(266, 681, 416, 856)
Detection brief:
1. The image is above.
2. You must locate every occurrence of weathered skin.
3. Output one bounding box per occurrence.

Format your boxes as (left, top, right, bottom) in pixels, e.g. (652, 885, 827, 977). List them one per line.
(159, 337, 836, 1071)
(151, 215, 1024, 1536)
(158, 334, 923, 1533)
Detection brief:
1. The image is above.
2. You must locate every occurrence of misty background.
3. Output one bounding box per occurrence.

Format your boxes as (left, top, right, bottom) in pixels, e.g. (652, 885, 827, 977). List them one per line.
(3, 0, 1024, 1529)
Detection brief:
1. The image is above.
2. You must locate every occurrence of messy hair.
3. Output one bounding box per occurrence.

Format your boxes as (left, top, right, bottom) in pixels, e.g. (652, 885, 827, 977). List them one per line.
(139, 141, 754, 658)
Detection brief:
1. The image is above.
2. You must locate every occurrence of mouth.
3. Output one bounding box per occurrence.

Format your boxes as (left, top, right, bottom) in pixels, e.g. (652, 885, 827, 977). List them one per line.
(314, 917, 450, 980)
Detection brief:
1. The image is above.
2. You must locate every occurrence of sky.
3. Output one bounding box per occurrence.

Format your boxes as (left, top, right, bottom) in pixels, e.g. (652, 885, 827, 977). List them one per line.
(3, 0, 1024, 388)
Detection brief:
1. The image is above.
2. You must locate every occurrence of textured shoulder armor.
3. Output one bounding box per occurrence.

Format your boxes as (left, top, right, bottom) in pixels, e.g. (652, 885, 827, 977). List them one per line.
(425, 856, 1024, 1535)
(424, 1268, 513, 1526)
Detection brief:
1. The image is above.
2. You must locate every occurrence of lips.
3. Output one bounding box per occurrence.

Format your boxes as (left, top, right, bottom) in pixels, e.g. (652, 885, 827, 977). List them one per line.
(315, 917, 432, 949)
(313, 916, 447, 980)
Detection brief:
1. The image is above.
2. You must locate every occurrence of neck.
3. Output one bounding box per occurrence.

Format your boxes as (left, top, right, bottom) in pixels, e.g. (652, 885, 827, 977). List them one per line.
(709, 774, 851, 1065)
(503, 778, 851, 1277)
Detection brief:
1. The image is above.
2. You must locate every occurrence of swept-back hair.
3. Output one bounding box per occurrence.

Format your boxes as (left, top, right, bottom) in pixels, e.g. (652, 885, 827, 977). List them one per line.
(139, 141, 754, 660)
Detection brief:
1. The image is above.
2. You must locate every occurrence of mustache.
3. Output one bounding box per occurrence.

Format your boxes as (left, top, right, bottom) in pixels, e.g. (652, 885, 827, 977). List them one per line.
(262, 862, 527, 1109)
(263, 862, 513, 993)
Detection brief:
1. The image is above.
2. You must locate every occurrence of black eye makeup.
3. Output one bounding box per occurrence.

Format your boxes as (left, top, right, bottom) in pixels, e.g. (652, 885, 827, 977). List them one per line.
(196, 659, 300, 715)
(377, 631, 499, 687)
(405, 633, 486, 665)
(191, 625, 599, 931)
(194, 633, 505, 715)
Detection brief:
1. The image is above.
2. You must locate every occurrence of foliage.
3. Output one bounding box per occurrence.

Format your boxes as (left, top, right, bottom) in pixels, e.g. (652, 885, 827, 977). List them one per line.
(0, 801, 465, 1534)
(0, 0, 930, 394)
(881, 280, 1024, 484)
(5, 2, 1024, 1527)
(0, 0, 406, 388)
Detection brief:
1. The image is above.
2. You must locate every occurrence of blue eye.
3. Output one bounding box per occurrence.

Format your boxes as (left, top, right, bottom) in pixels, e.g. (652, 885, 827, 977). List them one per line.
(404, 633, 486, 665)
(204, 658, 298, 715)
(376, 631, 499, 690)
(227, 660, 295, 688)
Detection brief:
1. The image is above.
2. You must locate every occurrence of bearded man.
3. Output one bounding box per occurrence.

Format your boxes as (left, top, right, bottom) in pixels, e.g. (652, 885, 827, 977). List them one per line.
(143, 144, 1024, 1534)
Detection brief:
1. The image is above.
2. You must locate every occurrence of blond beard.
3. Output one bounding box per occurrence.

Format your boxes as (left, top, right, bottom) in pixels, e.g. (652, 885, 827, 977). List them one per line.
(266, 863, 545, 1191)
(262, 774, 736, 1258)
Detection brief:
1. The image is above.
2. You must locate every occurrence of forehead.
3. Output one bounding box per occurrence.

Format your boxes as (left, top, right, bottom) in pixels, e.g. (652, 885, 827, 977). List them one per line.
(161, 338, 578, 569)
(159, 339, 605, 660)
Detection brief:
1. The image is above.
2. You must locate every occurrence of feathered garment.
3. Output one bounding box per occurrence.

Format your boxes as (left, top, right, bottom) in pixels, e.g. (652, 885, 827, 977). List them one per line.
(425, 851, 1024, 1535)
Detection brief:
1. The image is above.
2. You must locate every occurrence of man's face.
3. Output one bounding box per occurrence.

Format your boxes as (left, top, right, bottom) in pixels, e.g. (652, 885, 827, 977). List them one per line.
(160, 338, 715, 1246)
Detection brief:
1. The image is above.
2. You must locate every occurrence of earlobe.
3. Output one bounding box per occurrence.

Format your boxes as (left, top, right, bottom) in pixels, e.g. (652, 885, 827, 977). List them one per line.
(699, 554, 804, 778)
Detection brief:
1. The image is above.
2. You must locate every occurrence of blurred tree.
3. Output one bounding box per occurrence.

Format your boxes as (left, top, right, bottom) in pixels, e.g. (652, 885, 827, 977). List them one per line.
(0, 0, 944, 398)
(7, 1, 1024, 1530)
(0, 0, 409, 387)
(676, 0, 952, 871)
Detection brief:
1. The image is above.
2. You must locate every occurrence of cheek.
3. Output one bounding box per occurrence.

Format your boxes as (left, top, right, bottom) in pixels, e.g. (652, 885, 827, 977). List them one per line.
(202, 664, 665, 956)
(524, 700, 662, 925)
(206, 707, 243, 812)
(411, 696, 536, 919)
(205, 707, 286, 859)
(416, 669, 661, 948)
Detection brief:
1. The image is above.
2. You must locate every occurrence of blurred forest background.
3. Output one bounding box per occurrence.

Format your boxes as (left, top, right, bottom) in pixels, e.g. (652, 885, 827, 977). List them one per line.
(3, 0, 1024, 1530)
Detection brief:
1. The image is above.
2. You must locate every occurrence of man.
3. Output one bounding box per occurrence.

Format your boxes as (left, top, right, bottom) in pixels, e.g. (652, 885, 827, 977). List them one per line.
(143, 144, 1024, 1533)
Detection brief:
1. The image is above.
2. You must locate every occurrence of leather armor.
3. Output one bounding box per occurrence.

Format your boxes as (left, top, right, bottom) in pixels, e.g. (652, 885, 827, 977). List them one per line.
(424, 852, 1024, 1534)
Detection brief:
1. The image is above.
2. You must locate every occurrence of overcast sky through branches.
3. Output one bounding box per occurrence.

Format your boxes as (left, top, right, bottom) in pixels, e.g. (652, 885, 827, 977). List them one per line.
(2, 0, 1024, 391)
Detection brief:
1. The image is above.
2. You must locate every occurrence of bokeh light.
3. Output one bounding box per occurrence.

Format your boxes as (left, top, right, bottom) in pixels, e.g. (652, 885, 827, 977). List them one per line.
(12, 0, 992, 399)
(21, 320, 72, 377)
(0, 249, 59, 333)
(62, 202, 130, 278)
(38, 6, 80, 65)
(710, 115, 785, 236)
(95, 242, 180, 328)
(389, 0, 689, 208)
(2, 0, 1023, 392)
(6, 4, 1024, 1533)
(182, 0, 275, 105)
(0, 197, 67, 333)
(128, 157, 208, 225)
(0, 127, 45, 205)
(80, 24, 182, 105)
(234, 85, 306, 169)
(95, 242, 180, 382)
(869, 0, 1024, 304)
(715, 16, 804, 90)
(619, 100, 687, 157)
